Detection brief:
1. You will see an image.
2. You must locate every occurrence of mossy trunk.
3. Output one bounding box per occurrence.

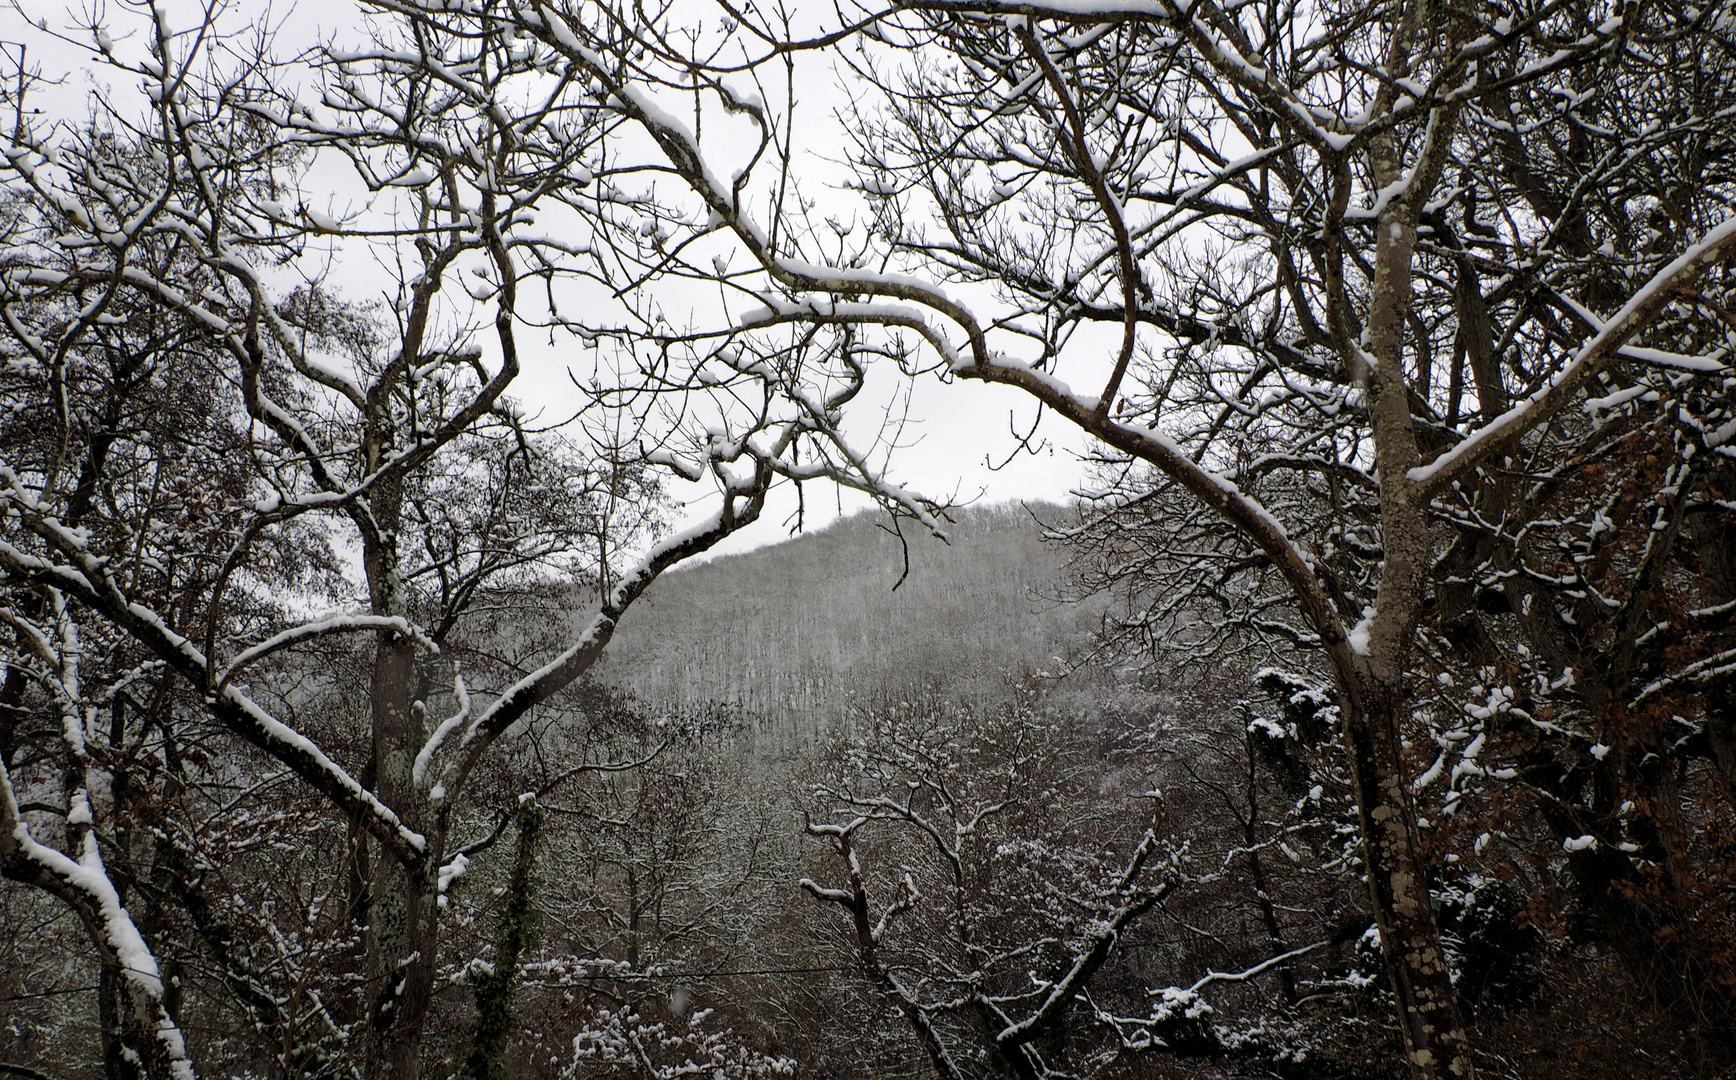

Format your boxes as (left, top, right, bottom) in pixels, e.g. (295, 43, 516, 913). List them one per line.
(466, 796, 545, 1080)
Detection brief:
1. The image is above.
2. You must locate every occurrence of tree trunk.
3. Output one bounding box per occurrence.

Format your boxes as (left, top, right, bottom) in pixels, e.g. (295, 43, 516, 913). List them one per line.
(1344, 117, 1478, 1077)
(98, 964, 138, 1080)
(363, 630, 439, 1080)
(360, 464, 439, 1080)
(1341, 681, 1475, 1079)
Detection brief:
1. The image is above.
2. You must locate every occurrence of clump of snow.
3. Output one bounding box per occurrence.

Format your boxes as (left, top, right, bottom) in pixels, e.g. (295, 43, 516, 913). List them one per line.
(1347, 607, 1375, 656)
(437, 853, 470, 909)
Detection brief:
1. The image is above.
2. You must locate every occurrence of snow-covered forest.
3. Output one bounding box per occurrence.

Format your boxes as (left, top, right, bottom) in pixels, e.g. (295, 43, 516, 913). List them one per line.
(2, 1, 1735, 1078)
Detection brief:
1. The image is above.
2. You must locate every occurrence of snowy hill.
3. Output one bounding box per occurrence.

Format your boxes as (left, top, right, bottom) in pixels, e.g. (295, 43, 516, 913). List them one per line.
(592, 502, 1108, 754)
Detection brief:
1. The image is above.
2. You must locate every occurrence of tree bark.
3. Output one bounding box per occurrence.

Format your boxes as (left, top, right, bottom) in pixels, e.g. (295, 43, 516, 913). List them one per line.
(360, 464, 440, 1080)
(1340, 683, 1476, 1079)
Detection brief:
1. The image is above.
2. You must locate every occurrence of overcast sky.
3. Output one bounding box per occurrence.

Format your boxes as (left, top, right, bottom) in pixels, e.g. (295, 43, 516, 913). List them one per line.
(4, 0, 1096, 557)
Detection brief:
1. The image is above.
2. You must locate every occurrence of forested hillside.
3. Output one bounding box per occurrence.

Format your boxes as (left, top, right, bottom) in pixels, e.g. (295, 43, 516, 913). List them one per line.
(594, 503, 1110, 754)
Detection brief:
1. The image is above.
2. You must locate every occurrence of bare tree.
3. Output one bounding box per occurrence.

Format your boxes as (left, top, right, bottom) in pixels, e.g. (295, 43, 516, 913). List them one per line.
(800, 694, 1180, 1079)
(499, 0, 1736, 1076)
(8, 0, 1732, 1075)
(0, 3, 929, 1078)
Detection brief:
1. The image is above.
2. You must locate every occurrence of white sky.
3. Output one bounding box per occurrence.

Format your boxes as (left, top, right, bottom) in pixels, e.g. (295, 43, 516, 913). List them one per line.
(3, 0, 1096, 557)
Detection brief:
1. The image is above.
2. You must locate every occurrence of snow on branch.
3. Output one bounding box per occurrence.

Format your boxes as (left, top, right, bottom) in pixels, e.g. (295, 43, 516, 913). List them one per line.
(0, 502, 429, 862)
(431, 446, 776, 805)
(414, 664, 472, 795)
(216, 686, 428, 856)
(995, 819, 1171, 1047)
(1182, 940, 1325, 995)
(1408, 215, 1736, 501)
(0, 768, 198, 1080)
(1632, 645, 1736, 706)
(216, 614, 441, 693)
